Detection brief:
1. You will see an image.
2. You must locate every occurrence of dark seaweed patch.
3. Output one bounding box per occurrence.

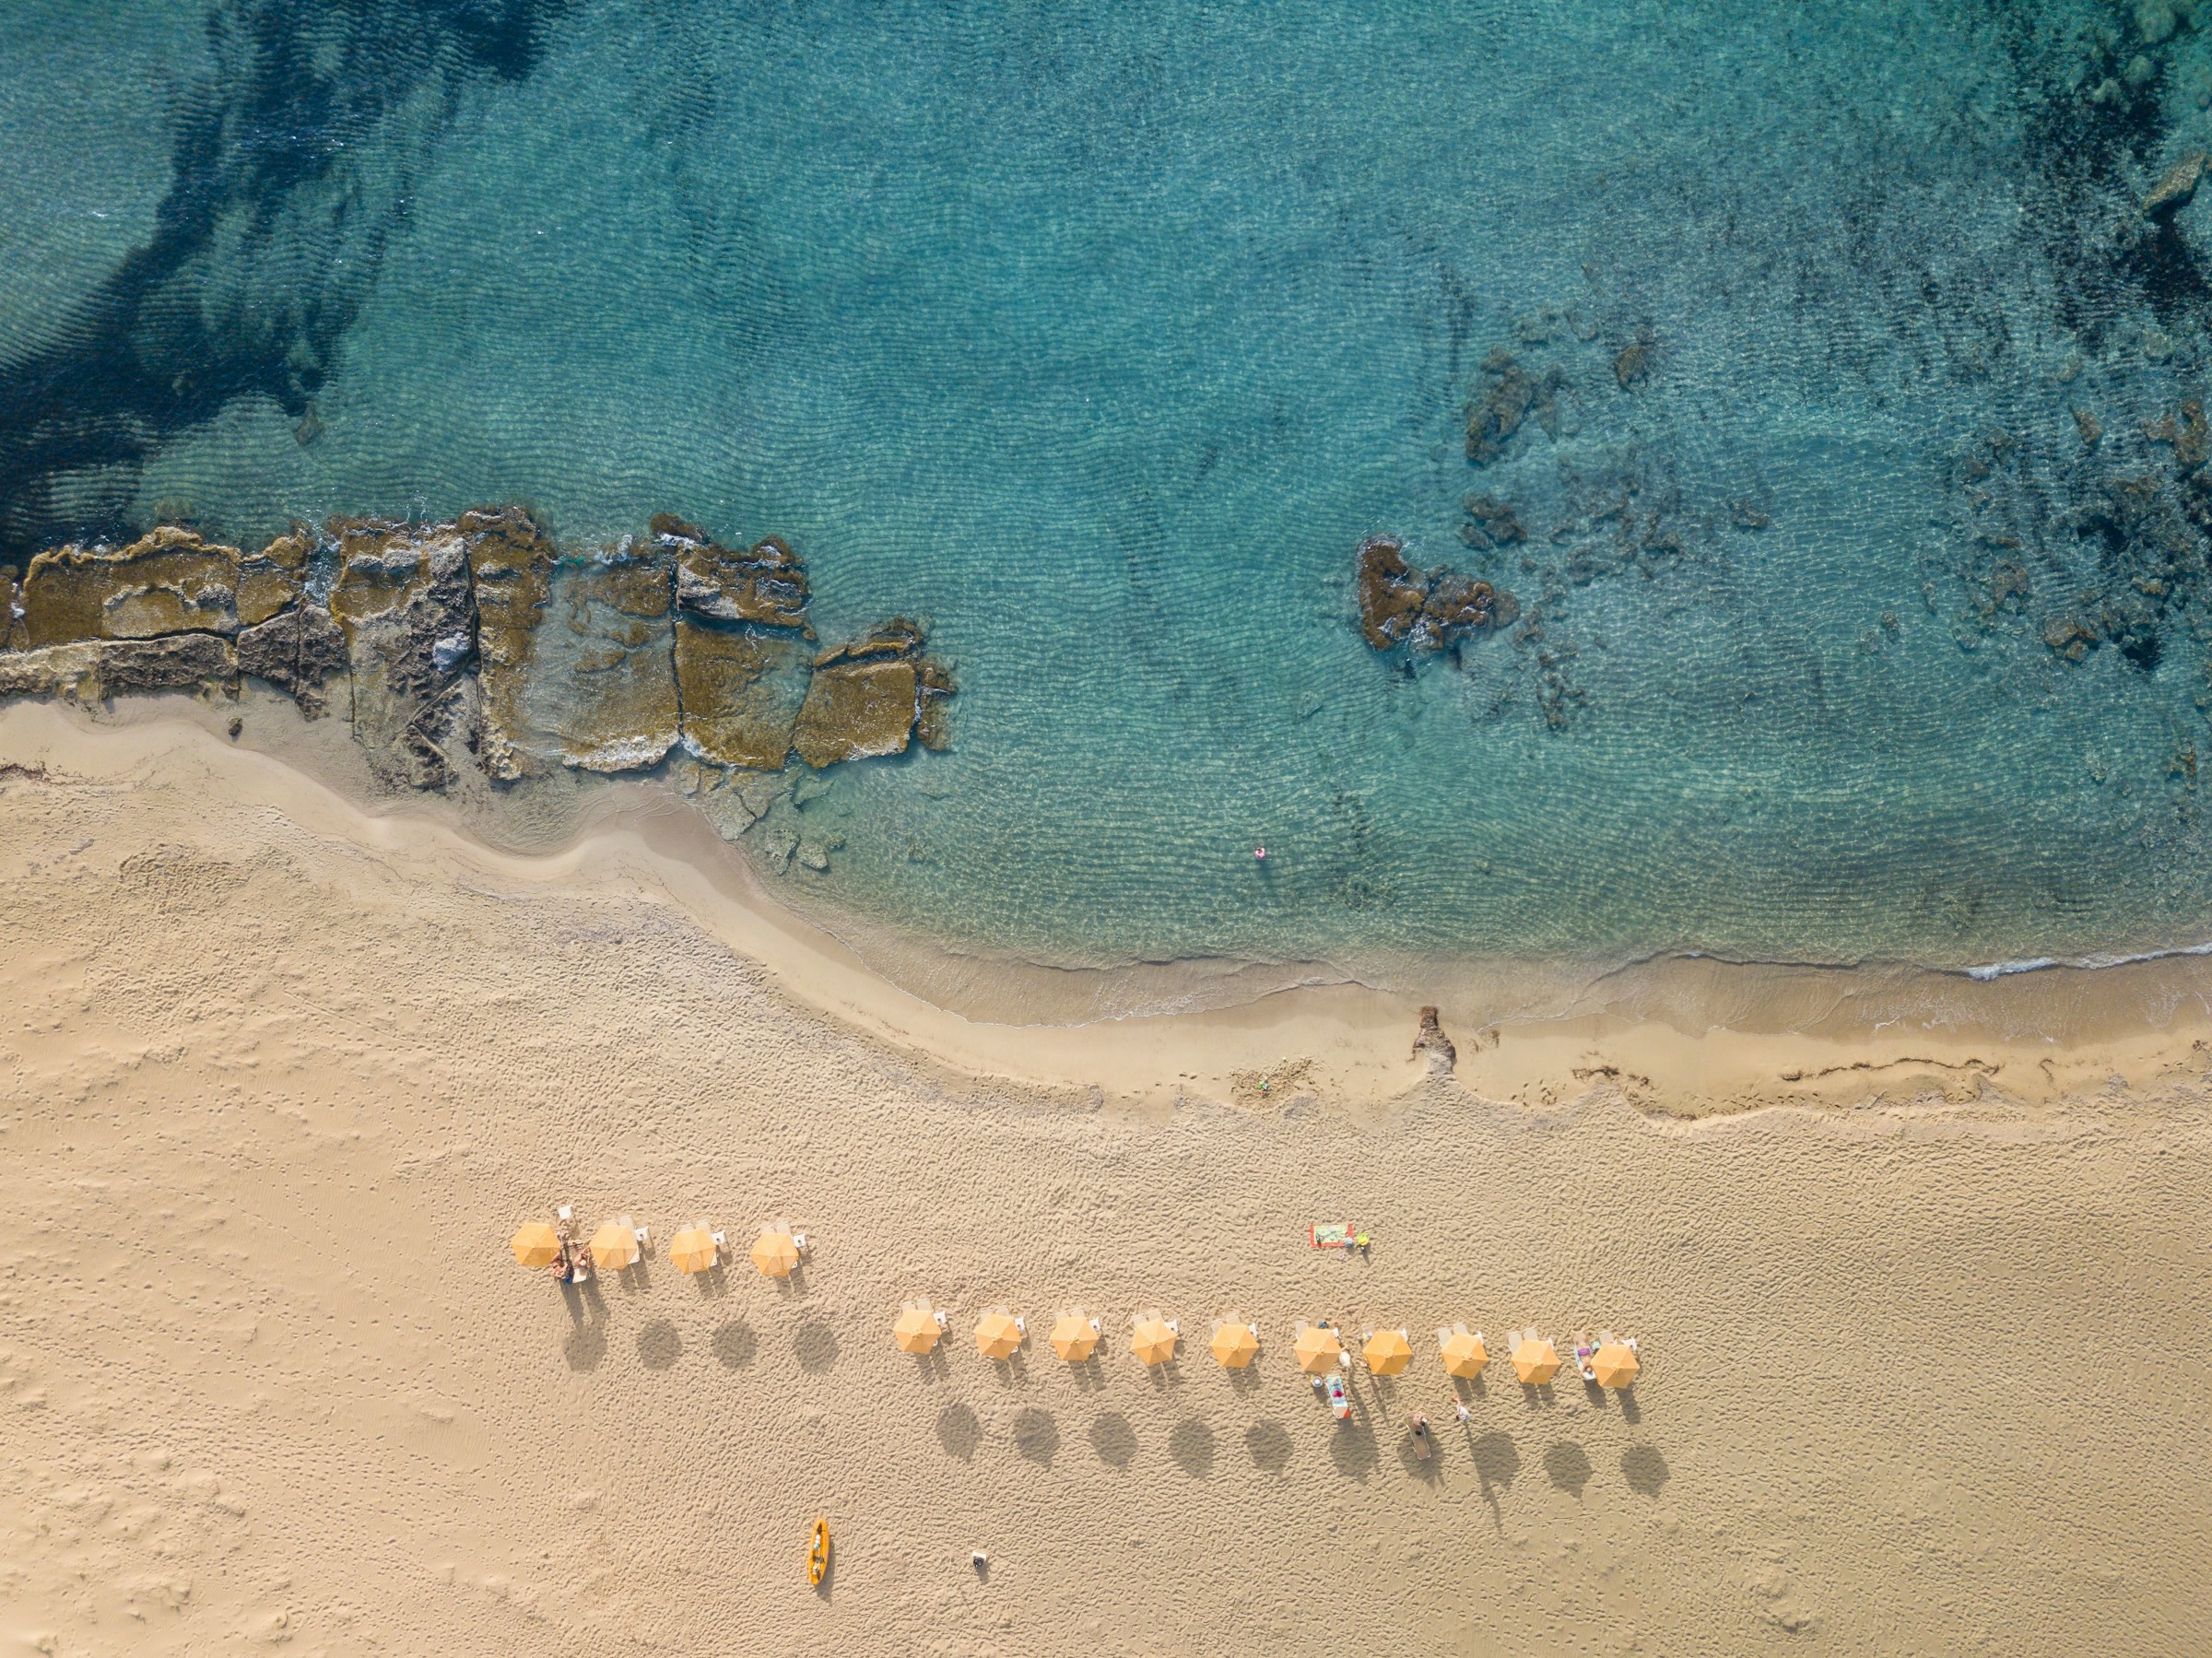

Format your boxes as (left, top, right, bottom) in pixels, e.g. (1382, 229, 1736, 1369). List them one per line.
(0, 0, 575, 563)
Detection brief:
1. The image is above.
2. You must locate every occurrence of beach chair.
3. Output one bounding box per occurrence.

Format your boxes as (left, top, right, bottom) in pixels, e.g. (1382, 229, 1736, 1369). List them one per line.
(625, 1215, 650, 1251)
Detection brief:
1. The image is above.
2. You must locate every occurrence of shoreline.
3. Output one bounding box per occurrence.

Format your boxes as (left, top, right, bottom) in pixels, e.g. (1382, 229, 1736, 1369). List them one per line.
(7, 692, 2212, 1118)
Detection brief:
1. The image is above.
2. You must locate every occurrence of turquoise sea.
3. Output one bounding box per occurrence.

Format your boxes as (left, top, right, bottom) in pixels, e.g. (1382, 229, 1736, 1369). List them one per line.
(9, 0, 2212, 974)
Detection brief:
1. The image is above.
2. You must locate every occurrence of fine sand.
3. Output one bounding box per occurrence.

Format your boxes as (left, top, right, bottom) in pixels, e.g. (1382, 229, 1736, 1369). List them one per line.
(2, 697, 2209, 1654)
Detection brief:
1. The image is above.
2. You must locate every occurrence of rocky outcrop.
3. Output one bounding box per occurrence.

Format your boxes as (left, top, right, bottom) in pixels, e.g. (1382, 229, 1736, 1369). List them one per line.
(21, 527, 242, 647)
(792, 619, 950, 769)
(327, 519, 478, 789)
(656, 515, 813, 634)
(674, 617, 810, 770)
(1357, 535, 1508, 653)
(2, 505, 957, 805)
(0, 634, 236, 702)
(460, 506, 558, 780)
(1412, 1005, 1456, 1071)
(523, 543, 678, 774)
(237, 525, 312, 628)
(235, 605, 347, 718)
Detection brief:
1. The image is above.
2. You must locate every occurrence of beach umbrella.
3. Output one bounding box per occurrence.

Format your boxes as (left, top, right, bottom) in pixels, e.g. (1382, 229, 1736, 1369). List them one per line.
(894, 1307, 942, 1355)
(975, 1311, 1024, 1360)
(668, 1227, 719, 1275)
(1512, 1335, 1561, 1385)
(1293, 1325, 1344, 1375)
(1210, 1322, 1259, 1369)
(512, 1222, 562, 1268)
(1592, 1341, 1641, 1390)
(751, 1229, 800, 1278)
(1440, 1329, 1488, 1379)
(587, 1222, 639, 1272)
(1132, 1316, 1178, 1366)
(1363, 1328, 1413, 1376)
(1050, 1314, 1100, 1362)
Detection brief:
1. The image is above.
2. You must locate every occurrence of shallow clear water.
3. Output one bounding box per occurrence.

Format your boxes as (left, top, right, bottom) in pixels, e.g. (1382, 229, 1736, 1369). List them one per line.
(10, 0, 2212, 970)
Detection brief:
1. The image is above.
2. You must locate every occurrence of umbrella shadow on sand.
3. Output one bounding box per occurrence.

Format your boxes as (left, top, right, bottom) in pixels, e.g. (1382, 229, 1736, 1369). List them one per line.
(560, 1278, 607, 1371)
(935, 1402, 982, 1463)
(1467, 1430, 1520, 1529)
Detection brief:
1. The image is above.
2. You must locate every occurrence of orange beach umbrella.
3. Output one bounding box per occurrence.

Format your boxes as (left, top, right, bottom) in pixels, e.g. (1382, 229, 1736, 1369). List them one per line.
(588, 1222, 640, 1272)
(893, 1307, 942, 1355)
(1592, 1341, 1641, 1390)
(1512, 1335, 1561, 1385)
(1210, 1322, 1259, 1369)
(1440, 1329, 1488, 1379)
(512, 1222, 562, 1268)
(668, 1227, 719, 1275)
(751, 1229, 800, 1278)
(1363, 1328, 1413, 1376)
(975, 1311, 1024, 1360)
(1293, 1325, 1344, 1375)
(1132, 1316, 1178, 1366)
(1051, 1314, 1100, 1362)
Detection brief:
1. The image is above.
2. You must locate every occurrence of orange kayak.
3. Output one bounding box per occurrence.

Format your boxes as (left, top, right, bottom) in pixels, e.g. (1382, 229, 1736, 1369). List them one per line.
(808, 1517, 830, 1586)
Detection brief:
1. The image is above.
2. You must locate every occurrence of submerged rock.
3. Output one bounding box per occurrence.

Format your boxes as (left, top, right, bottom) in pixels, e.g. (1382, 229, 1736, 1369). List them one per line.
(2144, 151, 2207, 215)
(1460, 495, 1526, 549)
(2043, 617, 2098, 661)
(1357, 535, 1505, 652)
(460, 506, 558, 781)
(236, 604, 347, 718)
(660, 517, 813, 634)
(792, 619, 947, 769)
(915, 656, 957, 753)
(21, 526, 242, 647)
(521, 543, 678, 774)
(1357, 535, 1428, 649)
(0, 634, 236, 702)
(1465, 349, 1559, 465)
(328, 518, 478, 789)
(674, 617, 809, 770)
(2147, 399, 2210, 471)
(1613, 338, 1653, 389)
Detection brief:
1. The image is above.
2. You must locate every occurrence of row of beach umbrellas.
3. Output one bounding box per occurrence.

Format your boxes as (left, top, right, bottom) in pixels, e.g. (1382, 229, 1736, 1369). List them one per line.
(895, 1303, 1642, 1390)
(512, 1217, 806, 1277)
(512, 1218, 1641, 1388)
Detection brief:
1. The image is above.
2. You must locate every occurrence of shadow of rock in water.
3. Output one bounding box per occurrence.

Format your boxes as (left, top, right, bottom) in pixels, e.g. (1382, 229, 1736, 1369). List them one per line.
(1011, 1407, 1059, 1466)
(935, 1402, 982, 1463)
(1088, 1413, 1137, 1469)
(1622, 1442, 1670, 1496)
(1243, 1420, 1293, 1474)
(636, 1319, 682, 1371)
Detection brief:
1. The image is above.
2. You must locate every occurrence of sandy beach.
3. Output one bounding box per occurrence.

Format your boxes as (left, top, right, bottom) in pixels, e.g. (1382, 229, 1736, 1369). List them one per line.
(4, 695, 2210, 1655)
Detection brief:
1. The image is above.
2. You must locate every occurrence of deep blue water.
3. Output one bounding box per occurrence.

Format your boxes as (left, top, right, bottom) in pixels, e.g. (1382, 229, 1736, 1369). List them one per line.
(9, 0, 2212, 971)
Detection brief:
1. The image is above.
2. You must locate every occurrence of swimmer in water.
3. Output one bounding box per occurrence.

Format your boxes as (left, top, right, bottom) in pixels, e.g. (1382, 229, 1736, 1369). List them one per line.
(1253, 846, 1267, 861)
